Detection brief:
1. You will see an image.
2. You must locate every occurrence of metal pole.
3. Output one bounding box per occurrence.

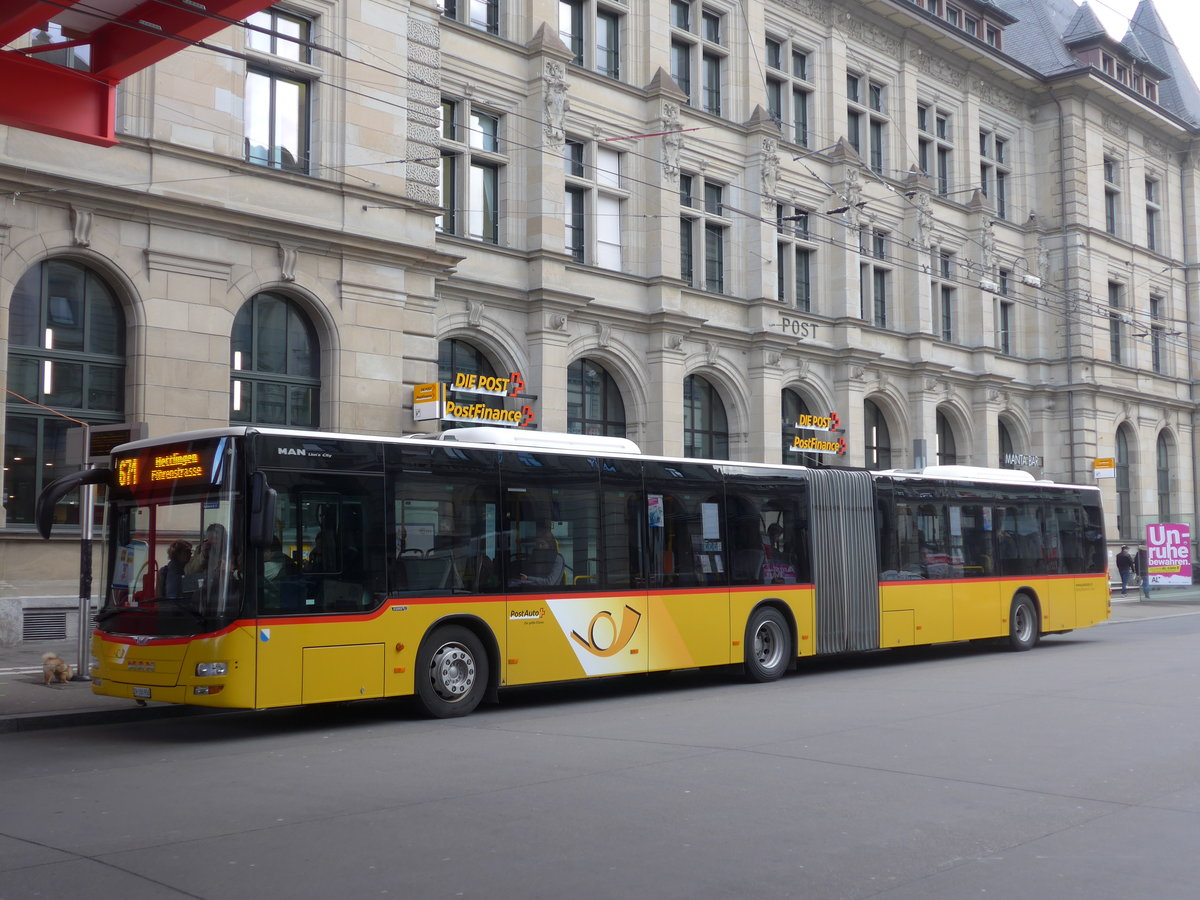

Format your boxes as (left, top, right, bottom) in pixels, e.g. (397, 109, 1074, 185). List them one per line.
(74, 425, 93, 682)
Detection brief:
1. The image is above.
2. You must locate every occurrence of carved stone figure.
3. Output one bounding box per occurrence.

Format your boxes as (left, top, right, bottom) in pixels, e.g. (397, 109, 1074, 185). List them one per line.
(544, 61, 570, 150)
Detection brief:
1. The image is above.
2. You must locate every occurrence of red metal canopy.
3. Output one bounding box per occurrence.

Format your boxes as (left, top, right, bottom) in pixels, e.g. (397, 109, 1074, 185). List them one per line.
(0, 0, 274, 146)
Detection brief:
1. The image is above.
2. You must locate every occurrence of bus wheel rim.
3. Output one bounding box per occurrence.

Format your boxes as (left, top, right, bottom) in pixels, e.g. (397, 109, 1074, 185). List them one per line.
(430, 643, 476, 701)
(1015, 604, 1032, 642)
(755, 620, 785, 669)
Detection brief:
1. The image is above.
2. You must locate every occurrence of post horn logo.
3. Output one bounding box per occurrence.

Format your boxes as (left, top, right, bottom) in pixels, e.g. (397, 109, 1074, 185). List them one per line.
(570, 605, 642, 658)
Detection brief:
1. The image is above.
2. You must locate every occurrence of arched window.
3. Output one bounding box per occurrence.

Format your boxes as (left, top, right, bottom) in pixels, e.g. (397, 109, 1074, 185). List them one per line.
(683, 374, 728, 459)
(567, 358, 626, 437)
(5, 259, 125, 525)
(1115, 426, 1132, 539)
(864, 399, 891, 469)
(998, 420, 1014, 468)
(1156, 432, 1171, 522)
(782, 388, 821, 466)
(230, 292, 319, 426)
(438, 338, 502, 430)
(936, 411, 957, 465)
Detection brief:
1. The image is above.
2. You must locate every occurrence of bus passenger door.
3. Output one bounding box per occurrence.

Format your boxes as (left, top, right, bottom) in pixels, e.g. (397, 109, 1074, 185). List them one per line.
(254, 470, 389, 708)
(501, 453, 648, 686)
(643, 462, 731, 671)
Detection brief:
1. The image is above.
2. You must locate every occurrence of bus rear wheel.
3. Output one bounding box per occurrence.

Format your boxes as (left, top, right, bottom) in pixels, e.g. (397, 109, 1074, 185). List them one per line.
(416, 625, 489, 718)
(744, 607, 791, 682)
(1008, 595, 1039, 652)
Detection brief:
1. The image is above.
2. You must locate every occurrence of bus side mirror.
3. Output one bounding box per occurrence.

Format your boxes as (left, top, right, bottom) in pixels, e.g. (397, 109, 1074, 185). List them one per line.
(249, 472, 277, 548)
(35, 468, 114, 539)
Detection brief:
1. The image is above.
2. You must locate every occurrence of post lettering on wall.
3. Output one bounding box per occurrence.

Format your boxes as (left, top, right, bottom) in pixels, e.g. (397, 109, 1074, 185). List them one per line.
(788, 411, 845, 455)
(412, 371, 537, 428)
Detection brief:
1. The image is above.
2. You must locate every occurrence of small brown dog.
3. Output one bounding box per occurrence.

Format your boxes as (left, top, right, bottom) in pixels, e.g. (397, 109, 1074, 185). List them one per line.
(42, 652, 73, 685)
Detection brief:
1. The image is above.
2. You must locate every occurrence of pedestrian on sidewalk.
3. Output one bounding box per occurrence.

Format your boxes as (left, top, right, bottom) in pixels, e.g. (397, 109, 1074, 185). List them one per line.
(1115, 545, 1133, 596)
(1134, 545, 1152, 599)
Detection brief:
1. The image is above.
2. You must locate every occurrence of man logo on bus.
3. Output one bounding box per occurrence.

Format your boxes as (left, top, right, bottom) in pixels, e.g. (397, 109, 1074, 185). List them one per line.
(570, 605, 642, 658)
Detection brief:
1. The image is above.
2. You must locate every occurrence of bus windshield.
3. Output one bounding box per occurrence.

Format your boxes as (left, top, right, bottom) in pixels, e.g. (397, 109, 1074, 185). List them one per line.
(99, 436, 244, 637)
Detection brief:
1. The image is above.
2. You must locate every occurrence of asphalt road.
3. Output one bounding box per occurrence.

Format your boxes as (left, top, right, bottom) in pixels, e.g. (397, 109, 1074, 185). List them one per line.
(2, 616, 1199, 900)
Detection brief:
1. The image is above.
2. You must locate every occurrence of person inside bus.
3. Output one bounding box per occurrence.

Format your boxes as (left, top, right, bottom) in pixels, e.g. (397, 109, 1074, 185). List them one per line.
(510, 525, 564, 587)
(761, 523, 797, 584)
(156, 540, 192, 599)
(184, 522, 237, 608)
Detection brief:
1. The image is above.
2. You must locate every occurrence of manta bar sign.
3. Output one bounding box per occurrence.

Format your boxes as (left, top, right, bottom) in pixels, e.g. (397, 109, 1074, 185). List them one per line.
(788, 411, 846, 456)
(413, 370, 537, 428)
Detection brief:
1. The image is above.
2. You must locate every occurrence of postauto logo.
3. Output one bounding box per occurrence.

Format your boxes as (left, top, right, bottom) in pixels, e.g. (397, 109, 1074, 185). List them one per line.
(569, 605, 642, 658)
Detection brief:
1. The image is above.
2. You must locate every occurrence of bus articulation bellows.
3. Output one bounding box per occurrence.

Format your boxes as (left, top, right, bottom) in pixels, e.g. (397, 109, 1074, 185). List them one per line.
(36, 426, 1109, 718)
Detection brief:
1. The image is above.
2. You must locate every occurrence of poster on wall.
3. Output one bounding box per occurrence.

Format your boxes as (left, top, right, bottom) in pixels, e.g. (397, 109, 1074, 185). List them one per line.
(1145, 523, 1192, 586)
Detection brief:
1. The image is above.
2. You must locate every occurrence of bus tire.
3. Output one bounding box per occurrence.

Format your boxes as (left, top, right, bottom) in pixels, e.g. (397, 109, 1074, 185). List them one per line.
(1008, 594, 1039, 652)
(416, 625, 489, 718)
(744, 607, 791, 683)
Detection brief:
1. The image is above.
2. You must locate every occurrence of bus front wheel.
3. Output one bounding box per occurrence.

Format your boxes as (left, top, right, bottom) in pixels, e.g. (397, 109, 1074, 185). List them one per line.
(1008, 595, 1039, 652)
(744, 607, 791, 682)
(416, 625, 489, 718)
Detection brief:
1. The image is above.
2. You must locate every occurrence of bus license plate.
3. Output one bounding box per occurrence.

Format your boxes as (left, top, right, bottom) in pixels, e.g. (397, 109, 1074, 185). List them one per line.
(133, 686, 150, 699)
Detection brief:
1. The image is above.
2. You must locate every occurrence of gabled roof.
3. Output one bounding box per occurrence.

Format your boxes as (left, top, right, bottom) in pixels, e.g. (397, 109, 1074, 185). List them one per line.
(1126, 0, 1200, 125)
(1062, 2, 1108, 46)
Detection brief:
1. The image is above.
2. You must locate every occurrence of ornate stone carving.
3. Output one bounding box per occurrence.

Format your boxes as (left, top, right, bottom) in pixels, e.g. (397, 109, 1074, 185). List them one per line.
(596, 323, 611, 348)
(468, 300, 485, 327)
(761, 138, 780, 205)
(915, 191, 934, 250)
(661, 102, 683, 182)
(705, 341, 720, 366)
(549, 313, 567, 331)
(665, 333, 683, 351)
(909, 48, 963, 88)
(1102, 113, 1128, 139)
(544, 61, 570, 150)
(70, 207, 93, 247)
(775, 0, 832, 25)
(278, 243, 297, 282)
(841, 14, 901, 56)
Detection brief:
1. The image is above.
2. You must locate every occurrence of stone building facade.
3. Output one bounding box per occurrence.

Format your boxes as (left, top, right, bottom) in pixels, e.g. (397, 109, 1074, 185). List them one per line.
(2, 0, 1199, 586)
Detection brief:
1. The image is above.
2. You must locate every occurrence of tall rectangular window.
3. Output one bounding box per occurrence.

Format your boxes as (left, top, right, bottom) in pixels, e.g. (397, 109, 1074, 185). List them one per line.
(980, 129, 1010, 219)
(765, 35, 814, 148)
(563, 140, 626, 269)
(933, 251, 957, 342)
(439, 100, 505, 244)
(919, 103, 954, 196)
(559, 1, 623, 79)
(997, 269, 1014, 355)
(1104, 156, 1121, 236)
(776, 203, 816, 311)
(846, 72, 887, 172)
(1145, 176, 1161, 252)
(244, 9, 314, 174)
(1150, 294, 1165, 374)
(681, 174, 728, 292)
(1109, 281, 1123, 364)
(671, 3, 727, 117)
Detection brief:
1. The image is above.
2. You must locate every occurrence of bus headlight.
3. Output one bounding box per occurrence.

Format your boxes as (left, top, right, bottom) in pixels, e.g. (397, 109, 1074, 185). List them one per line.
(195, 662, 228, 677)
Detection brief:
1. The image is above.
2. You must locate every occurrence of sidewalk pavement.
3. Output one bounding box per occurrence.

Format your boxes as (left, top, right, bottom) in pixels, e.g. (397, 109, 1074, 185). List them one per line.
(4, 587, 1200, 733)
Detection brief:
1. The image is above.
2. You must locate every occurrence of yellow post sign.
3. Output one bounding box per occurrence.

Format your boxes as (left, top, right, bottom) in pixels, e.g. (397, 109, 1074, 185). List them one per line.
(1093, 458, 1115, 479)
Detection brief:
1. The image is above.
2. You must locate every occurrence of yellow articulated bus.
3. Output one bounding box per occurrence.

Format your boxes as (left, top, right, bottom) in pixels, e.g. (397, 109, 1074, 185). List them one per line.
(36, 426, 1109, 718)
